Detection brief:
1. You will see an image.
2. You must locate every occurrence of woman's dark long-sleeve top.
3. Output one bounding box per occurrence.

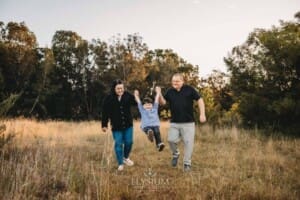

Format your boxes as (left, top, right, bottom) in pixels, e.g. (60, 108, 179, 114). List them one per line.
(101, 91, 137, 131)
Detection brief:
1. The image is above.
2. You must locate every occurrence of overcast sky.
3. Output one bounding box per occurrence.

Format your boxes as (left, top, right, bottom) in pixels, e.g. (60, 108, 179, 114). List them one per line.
(0, 0, 299, 77)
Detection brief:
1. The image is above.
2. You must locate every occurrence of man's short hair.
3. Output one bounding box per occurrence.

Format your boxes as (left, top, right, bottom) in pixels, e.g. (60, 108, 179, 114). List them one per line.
(172, 73, 184, 81)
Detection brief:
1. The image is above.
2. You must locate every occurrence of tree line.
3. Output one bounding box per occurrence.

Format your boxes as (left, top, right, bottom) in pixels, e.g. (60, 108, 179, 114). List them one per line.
(0, 12, 299, 135)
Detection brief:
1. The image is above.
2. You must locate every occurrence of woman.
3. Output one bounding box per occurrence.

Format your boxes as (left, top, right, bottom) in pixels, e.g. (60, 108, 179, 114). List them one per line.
(101, 79, 137, 171)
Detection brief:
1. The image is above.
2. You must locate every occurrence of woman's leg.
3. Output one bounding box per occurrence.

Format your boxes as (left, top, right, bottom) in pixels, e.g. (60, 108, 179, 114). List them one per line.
(123, 126, 133, 159)
(112, 131, 124, 165)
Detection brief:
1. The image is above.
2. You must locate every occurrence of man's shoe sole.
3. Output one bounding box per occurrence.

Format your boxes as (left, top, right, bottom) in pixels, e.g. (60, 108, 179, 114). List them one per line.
(171, 156, 179, 167)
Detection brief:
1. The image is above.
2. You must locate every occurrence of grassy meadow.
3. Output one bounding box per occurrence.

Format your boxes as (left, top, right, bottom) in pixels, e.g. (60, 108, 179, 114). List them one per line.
(0, 119, 299, 200)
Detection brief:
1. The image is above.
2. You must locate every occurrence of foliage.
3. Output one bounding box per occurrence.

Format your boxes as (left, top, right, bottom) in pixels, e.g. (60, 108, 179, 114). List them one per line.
(0, 123, 15, 150)
(1, 12, 299, 136)
(225, 15, 300, 135)
(0, 22, 201, 120)
(199, 70, 235, 128)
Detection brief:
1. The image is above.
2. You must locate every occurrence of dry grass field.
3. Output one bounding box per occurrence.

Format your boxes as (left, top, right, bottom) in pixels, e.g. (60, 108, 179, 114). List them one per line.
(0, 119, 299, 200)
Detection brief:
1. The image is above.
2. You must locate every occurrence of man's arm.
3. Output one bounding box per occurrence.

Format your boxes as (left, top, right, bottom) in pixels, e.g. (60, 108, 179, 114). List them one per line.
(198, 98, 206, 123)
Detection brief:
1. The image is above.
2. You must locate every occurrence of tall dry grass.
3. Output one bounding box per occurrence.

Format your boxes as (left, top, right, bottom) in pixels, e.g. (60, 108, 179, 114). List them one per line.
(0, 119, 299, 199)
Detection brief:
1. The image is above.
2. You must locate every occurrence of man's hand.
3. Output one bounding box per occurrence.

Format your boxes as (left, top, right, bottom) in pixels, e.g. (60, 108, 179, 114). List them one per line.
(199, 114, 206, 123)
(102, 127, 108, 133)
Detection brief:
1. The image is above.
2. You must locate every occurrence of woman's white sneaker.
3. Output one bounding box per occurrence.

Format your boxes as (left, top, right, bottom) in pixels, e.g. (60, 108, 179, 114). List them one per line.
(123, 158, 134, 166)
(117, 165, 124, 171)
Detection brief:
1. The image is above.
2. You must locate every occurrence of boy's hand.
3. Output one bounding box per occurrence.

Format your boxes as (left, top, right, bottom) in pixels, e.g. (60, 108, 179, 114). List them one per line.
(134, 90, 139, 97)
(155, 86, 161, 95)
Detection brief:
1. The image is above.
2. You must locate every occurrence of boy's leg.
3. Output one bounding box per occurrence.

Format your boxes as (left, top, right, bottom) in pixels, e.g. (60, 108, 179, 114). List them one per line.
(112, 131, 124, 165)
(153, 126, 162, 146)
(153, 126, 165, 151)
(143, 126, 154, 142)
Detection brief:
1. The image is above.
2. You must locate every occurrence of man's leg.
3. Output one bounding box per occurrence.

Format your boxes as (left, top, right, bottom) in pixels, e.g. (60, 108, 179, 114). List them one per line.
(168, 123, 180, 166)
(181, 123, 195, 167)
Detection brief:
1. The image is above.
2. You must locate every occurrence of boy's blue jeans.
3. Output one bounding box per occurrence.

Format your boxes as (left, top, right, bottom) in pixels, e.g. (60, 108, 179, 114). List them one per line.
(143, 126, 162, 146)
(112, 127, 133, 165)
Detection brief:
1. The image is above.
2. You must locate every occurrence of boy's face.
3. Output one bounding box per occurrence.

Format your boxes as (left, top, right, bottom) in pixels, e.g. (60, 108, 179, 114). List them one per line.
(143, 103, 153, 109)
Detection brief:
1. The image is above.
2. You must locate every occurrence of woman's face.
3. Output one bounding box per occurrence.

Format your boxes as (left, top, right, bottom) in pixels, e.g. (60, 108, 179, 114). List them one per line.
(115, 84, 124, 96)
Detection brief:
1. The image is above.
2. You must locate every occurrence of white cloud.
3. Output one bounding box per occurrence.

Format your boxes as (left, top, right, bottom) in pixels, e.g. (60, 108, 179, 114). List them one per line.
(192, 0, 200, 5)
(227, 3, 237, 9)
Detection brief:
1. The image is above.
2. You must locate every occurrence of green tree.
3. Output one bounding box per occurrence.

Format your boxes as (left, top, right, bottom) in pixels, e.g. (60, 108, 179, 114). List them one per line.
(0, 21, 43, 117)
(225, 14, 300, 135)
(199, 70, 234, 128)
(49, 30, 89, 119)
(87, 39, 110, 119)
(106, 34, 148, 89)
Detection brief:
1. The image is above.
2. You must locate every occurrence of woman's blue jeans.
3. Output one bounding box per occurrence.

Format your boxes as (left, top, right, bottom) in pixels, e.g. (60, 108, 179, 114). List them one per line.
(112, 127, 133, 165)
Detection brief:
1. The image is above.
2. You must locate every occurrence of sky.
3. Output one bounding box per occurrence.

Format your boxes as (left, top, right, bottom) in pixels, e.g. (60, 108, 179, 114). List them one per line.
(0, 0, 299, 77)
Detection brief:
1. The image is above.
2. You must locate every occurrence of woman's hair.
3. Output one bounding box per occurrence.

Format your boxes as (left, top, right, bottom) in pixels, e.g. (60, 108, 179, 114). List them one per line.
(111, 79, 124, 94)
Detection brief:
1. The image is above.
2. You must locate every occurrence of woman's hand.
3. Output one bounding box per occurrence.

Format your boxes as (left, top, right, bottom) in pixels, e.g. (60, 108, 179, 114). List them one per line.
(102, 127, 108, 133)
(134, 90, 139, 97)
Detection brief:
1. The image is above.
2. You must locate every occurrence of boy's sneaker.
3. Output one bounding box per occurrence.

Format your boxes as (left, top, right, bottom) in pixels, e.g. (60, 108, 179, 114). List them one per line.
(123, 158, 134, 166)
(183, 164, 191, 172)
(147, 129, 154, 142)
(117, 165, 124, 171)
(157, 143, 165, 152)
(171, 155, 179, 167)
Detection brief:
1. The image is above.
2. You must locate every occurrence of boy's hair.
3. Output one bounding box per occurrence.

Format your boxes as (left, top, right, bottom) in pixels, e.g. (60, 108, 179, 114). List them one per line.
(142, 97, 153, 105)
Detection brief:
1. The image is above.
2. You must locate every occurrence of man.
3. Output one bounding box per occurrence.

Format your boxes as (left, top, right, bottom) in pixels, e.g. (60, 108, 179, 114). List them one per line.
(159, 73, 206, 172)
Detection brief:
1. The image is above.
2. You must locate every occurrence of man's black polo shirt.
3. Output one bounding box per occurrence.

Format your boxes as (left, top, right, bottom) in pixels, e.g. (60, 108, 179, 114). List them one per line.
(164, 85, 201, 123)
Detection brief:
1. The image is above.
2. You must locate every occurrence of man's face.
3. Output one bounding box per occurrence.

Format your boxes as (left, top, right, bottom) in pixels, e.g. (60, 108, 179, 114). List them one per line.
(172, 76, 184, 90)
(115, 84, 124, 96)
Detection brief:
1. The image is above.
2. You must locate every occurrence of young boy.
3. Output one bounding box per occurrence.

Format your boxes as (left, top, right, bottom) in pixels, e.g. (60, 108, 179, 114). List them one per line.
(134, 87, 165, 151)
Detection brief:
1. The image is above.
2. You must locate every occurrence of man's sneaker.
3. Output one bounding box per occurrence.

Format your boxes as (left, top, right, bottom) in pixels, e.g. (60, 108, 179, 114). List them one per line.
(183, 164, 191, 172)
(123, 158, 134, 166)
(171, 155, 179, 167)
(147, 129, 154, 142)
(157, 143, 165, 152)
(117, 165, 124, 171)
